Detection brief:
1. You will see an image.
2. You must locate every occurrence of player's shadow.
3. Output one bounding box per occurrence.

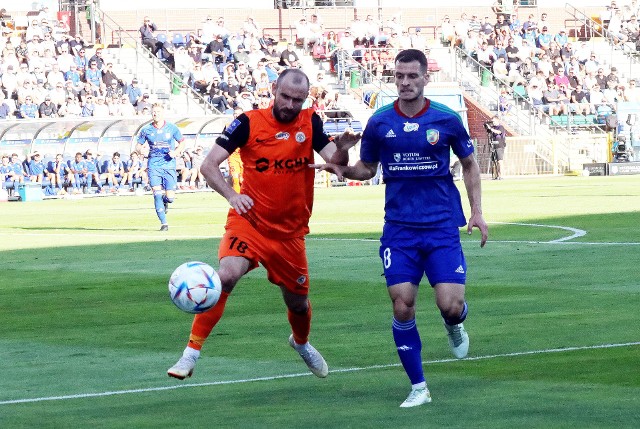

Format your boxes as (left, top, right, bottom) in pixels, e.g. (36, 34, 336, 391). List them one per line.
(18, 226, 147, 232)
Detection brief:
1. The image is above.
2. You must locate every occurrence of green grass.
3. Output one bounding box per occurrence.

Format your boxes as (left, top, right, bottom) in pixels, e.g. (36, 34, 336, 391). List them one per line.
(0, 176, 639, 428)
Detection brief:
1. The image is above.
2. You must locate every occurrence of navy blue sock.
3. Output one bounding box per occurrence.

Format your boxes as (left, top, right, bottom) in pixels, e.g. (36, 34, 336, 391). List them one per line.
(442, 302, 468, 326)
(392, 318, 425, 386)
(154, 192, 167, 224)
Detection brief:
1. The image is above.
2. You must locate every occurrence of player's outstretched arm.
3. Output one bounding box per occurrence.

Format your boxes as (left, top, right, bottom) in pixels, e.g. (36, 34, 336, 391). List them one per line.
(311, 159, 378, 182)
(460, 154, 488, 247)
(321, 129, 362, 166)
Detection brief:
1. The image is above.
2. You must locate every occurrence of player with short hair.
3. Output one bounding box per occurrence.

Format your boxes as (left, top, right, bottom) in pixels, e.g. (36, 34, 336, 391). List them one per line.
(312, 49, 488, 407)
(135, 103, 185, 231)
(167, 68, 361, 380)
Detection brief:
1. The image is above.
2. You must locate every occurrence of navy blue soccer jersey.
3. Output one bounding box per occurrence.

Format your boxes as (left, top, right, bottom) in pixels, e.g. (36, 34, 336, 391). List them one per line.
(360, 99, 475, 228)
(137, 121, 184, 170)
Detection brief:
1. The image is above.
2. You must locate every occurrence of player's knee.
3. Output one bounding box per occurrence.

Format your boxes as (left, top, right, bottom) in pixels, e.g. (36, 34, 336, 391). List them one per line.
(441, 301, 468, 325)
(153, 190, 164, 197)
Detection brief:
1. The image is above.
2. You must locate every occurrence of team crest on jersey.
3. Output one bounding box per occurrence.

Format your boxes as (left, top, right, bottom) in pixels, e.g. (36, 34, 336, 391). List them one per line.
(226, 118, 241, 134)
(403, 122, 419, 132)
(275, 131, 290, 140)
(295, 132, 306, 143)
(426, 129, 440, 145)
(393, 153, 401, 162)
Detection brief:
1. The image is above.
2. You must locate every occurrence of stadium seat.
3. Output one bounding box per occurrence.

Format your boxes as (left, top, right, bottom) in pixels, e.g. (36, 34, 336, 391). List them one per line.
(312, 45, 328, 60)
(172, 33, 186, 48)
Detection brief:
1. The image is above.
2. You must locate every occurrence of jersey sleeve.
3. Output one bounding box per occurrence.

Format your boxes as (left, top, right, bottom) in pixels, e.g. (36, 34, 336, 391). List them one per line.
(136, 127, 147, 145)
(311, 112, 330, 153)
(450, 119, 475, 159)
(216, 113, 250, 154)
(359, 116, 380, 164)
(173, 124, 184, 144)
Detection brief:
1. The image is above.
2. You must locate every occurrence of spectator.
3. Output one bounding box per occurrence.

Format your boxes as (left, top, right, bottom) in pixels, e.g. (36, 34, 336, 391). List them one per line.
(204, 34, 226, 69)
(64, 63, 82, 88)
(220, 76, 240, 108)
(454, 13, 470, 47)
(211, 17, 231, 48)
(625, 79, 640, 102)
(493, 57, 509, 82)
(19, 95, 39, 118)
(126, 78, 143, 106)
(589, 83, 606, 112)
(81, 94, 95, 117)
(139, 16, 162, 54)
(135, 93, 151, 114)
(571, 85, 591, 115)
(89, 47, 105, 70)
(543, 83, 569, 116)
(60, 96, 81, 117)
(235, 90, 254, 111)
(200, 16, 217, 45)
(440, 15, 455, 46)
(85, 60, 102, 87)
(537, 26, 552, 52)
(607, 67, 620, 86)
(232, 44, 249, 65)
(338, 29, 356, 54)
(93, 96, 109, 117)
(38, 95, 58, 117)
(279, 43, 299, 68)
(74, 48, 89, 77)
(0, 92, 11, 119)
(68, 34, 86, 56)
(555, 28, 569, 47)
(208, 76, 231, 113)
(105, 80, 123, 99)
(120, 94, 136, 116)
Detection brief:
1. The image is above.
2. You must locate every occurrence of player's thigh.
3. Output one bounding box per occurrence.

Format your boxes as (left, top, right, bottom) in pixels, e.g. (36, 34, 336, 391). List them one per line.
(218, 217, 263, 275)
(423, 228, 467, 287)
(379, 223, 425, 287)
(262, 236, 309, 296)
(148, 168, 163, 188)
(162, 168, 178, 191)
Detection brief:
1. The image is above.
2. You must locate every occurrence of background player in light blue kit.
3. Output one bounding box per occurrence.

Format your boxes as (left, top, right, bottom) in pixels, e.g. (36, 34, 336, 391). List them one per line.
(313, 49, 488, 408)
(136, 103, 185, 231)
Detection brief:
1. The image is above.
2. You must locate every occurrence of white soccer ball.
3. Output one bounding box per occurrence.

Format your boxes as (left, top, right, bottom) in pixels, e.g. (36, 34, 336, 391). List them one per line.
(168, 261, 222, 314)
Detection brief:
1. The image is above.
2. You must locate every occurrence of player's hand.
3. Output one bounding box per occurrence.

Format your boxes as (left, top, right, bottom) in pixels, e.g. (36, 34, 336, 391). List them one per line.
(227, 193, 254, 214)
(310, 162, 347, 180)
(467, 213, 488, 248)
(168, 150, 177, 159)
(335, 128, 362, 151)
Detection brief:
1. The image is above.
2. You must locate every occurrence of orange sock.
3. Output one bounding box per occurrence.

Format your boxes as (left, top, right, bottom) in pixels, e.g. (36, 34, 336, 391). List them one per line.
(188, 291, 230, 351)
(288, 300, 312, 345)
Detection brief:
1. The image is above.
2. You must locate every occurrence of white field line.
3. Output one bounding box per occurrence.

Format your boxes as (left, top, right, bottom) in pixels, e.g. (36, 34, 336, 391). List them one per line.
(0, 221, 628, 245)
(0, 341, 638, 406)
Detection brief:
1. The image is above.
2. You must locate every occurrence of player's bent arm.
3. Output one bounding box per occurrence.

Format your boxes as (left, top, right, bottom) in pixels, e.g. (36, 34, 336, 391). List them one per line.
(201, 145, 254, 214)
(460, 153, 488, 247)
(312, 159, 378, 181)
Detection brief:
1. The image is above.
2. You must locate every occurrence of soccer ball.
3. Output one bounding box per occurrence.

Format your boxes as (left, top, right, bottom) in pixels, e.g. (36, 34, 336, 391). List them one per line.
(168, 261, 222, 314)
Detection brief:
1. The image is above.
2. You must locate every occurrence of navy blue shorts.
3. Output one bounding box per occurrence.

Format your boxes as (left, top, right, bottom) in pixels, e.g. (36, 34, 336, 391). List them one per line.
(379, 223, 466, 287)
(149, 168, 177, 191)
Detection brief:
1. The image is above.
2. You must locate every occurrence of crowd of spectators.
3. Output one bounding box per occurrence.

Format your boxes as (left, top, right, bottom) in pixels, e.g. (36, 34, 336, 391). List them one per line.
(0, 9, 160, 120)
(447, 1, 640, 119)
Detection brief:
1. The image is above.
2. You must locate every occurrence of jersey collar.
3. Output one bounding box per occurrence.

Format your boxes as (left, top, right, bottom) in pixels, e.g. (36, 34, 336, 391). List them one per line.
(393, 98, 430, 118)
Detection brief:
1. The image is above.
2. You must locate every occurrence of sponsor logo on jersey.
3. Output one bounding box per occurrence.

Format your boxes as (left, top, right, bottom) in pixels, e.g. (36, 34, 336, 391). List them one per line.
(275, 131, 290, 140)
(254, 157, 311, 173)
(403, 122, 419, 132)
(426, 129, 439, 145)
(385, 129, 396, 138)
(165, 132, 171, 140)
(226, 118, 241, 134)
(393, 153, 401, 162)
(295, 132, 306, 143)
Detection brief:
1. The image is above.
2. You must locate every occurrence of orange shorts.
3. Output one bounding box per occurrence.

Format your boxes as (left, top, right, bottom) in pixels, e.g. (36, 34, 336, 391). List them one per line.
(218, 215, 310, 295)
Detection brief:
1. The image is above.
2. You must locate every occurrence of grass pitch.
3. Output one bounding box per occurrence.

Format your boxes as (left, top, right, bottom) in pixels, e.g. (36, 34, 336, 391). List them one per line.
(0, 176, 639, 428)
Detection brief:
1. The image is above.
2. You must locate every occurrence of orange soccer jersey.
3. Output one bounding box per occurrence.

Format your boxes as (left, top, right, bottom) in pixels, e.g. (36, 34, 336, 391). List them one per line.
(217, 108, 330, 239)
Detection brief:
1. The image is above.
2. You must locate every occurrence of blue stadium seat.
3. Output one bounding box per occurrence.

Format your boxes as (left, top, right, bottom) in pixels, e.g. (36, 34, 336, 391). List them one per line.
(172, 33, 185, 48)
